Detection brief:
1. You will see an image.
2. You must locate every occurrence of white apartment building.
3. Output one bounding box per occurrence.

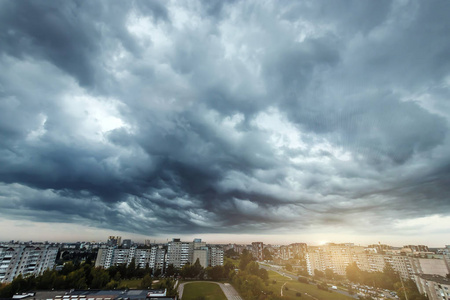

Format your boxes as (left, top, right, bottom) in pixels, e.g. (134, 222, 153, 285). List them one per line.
(0, 245, 58, 283)
(209, 246, 224, 267)
(95, 239, 224, 271)
(95, 245, 167, 271)
(166, 239, 192, 269)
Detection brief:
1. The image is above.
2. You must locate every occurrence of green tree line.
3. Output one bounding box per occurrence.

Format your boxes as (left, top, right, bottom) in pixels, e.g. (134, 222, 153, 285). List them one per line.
(0, 259, 154, 298)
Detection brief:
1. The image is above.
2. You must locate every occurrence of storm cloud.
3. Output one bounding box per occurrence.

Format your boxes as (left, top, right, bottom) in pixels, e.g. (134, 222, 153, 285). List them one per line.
(1, 0, 450, 240)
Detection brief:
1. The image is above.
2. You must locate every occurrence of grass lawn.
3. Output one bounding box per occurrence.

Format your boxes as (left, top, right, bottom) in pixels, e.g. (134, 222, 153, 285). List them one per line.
(182, 282, 227, 300)
(119, 279, 141, 289)
(266, 270, 354, 300)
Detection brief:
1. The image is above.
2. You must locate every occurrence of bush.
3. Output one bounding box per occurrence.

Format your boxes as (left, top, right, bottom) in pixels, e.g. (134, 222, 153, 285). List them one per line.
(296, 292, 302, 297)
(285, 286, 289, 291)
(298, 277, 308, 283)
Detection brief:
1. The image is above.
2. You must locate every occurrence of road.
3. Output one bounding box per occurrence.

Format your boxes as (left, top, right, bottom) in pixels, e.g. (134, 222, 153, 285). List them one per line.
(258, 263, 358, 299)
(177, 281, 242, 300)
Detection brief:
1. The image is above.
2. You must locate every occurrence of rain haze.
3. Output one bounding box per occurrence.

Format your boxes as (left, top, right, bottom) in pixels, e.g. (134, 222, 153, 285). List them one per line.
(1, 0, 450, 246)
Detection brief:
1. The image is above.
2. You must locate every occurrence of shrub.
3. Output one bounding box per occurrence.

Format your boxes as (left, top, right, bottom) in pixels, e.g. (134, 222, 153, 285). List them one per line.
(298, 277, 308, 283)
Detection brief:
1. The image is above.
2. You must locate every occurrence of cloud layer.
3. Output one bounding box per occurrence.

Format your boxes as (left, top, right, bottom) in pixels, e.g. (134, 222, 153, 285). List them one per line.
(1, 0, 450, 240)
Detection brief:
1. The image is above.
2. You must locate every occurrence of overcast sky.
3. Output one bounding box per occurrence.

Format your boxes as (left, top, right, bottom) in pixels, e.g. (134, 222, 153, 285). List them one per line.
(1, 0, 450, 246)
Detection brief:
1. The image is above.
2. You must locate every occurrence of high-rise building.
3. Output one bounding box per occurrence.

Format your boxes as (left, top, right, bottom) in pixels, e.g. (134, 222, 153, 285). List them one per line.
(95, 238, 222, 272)
(166, 239, 192, 269)
(0, 244, 58, 283)
(209, 246, 224, 267)
(252, 242, 264, 261)
(192, 247, 208, 268)
(95, 245, 166, 272)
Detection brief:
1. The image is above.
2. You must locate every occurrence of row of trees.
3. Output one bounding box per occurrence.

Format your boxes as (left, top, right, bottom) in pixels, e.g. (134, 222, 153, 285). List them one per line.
(0, 259, 157, 298)
(230, 249, 285, 300)
(178, 258, 236, 280)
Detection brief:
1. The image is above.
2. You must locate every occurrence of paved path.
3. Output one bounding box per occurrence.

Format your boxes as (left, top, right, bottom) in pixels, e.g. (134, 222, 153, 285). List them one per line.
(178, 281, 242, 300)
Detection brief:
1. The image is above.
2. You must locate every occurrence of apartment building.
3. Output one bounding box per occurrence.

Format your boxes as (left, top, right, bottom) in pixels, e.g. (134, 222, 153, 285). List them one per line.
(209, 246, 224, 267)
(166, 239, 193, 269)
(95, 238, 223, 271)
(306, 243, 364, 276)
(279, 243, 307, 261)
(0, 244, 58, 283)
(251, 242, 264, 261)
(306, 243, 450, 280)
(149, 245, 166, 271)
(95, 245, 166, 271)
(415, 274, 450, 300)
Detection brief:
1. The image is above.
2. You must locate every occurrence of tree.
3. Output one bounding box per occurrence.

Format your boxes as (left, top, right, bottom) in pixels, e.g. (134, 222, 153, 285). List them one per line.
(314, 269, 324, 278)
(259, 268, 269, 281)
(346, 263, 362, 283)
(324, 268, 335, 280)
(206, 266, 224, 281)
(66, 269, 87, 289)
(239, 249, 253, 270)
(192, 259, 204, 278)
(61, 262, 76, 275)
(246, 261, 260, 276)
(395, 279, 428, 300)
(285, 263, 293, 272)
(263, 248, 273, 261)
(113, 271, 121, 282)
(126, 258, 136, 279)
(225, 248, 238, 258)
(381, 263, 398, 290)
(90, 268, 110, 289)
(223, 262, 235, 278)
(140, 274, 153, 289)
(166, 264, 177, 277)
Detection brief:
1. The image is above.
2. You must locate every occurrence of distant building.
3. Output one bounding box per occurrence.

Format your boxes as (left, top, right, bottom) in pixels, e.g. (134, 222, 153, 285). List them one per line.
(107, 236, 122, 247)
(306, 243, 450, 280)
(209, 246, 224, 267)
(122, 239, 132, 249)
(252, 242, 264, 261)
(278, 243, 307, 261)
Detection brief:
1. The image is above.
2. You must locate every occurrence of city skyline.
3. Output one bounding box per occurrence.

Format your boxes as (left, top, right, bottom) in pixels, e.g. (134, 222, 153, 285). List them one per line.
(1, 1, 450, 245)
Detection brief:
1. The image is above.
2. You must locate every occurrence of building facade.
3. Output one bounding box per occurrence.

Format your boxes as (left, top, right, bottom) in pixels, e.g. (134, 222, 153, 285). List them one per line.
(0, 244, 58, 283)
(415, 274, 450, 300)
(252, 242, 264, 261)
(95, 238, 224, 272)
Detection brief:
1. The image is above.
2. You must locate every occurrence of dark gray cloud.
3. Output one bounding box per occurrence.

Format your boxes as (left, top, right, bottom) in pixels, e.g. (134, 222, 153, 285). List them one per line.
(1, 0, 450, 239)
